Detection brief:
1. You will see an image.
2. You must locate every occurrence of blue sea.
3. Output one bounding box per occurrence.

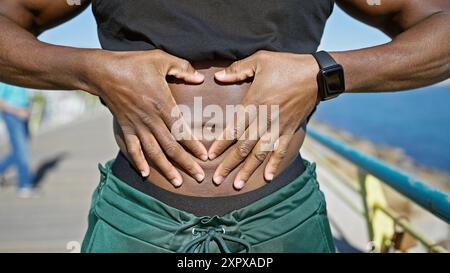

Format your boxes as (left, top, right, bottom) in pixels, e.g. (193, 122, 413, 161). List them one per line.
(312, 85, 450, 174)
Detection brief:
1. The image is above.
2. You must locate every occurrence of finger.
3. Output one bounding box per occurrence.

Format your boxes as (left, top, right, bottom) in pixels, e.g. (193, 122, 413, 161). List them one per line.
(170, 109, 208, 161)
(180, 136, 208, 161)
(123, 134, 150, 177)
(155, 85, 208, 161)
(114, 120, 150, 177)
(137, 129, 183, 187)
(212, 121, 261, 184)
(214, 57, 257, 83)
(234, 133, 277, 190)
(207, 119, 238, 160)
(167, 58, 205, 84)
(212, 138, 259, 185)
(264, 134, 294, 181)
(151, 120, 205, 182)
(208, 104, 258, 160)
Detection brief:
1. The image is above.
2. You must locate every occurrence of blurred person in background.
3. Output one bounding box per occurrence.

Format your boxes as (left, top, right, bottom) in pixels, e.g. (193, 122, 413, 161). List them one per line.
(0, 82, 34, 198)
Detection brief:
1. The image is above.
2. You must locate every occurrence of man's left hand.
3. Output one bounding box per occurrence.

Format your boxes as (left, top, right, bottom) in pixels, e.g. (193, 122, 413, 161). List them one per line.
(209, 50, 320, 190)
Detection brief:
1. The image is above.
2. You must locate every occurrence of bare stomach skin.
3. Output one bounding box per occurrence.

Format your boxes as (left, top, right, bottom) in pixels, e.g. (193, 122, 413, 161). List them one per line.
(113, 60, 306, 197)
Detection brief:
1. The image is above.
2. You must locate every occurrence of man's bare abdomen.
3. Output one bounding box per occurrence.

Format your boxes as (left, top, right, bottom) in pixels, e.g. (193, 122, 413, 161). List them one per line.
(113, 60, 306, 197)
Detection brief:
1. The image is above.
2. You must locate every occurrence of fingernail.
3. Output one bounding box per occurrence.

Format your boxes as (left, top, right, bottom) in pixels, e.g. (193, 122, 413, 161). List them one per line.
(266, 173, 274, 181)
(171, 178, 182, 187)
(215, 70, 226, 78)
(141, 170, 149, 177)
(195, 173, 205, 182)
(209, 153, 217, 160)
(213, 175, 224, 185)
(234, 180, 245, 190)
(200, 154, 208, 161)
(194, 71, 204, 79)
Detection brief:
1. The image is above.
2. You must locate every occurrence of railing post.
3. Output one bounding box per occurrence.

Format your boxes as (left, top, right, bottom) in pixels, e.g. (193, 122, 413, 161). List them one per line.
(358, 169, 374, 242)
(29, 92, 46, 134)
(358, 169, 395, 252)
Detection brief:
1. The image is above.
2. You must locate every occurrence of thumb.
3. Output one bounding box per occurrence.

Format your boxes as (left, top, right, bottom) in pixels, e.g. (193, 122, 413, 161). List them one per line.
(215, 58, 257, 83)
(167, 60, 205, 84)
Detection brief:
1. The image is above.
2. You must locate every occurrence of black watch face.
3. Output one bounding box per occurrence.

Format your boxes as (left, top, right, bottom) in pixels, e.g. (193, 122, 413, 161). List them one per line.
(322, 64, 345, 97)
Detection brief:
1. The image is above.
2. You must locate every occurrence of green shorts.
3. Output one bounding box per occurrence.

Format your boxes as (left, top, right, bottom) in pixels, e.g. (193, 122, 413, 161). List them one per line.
(81, 160, 335, 253)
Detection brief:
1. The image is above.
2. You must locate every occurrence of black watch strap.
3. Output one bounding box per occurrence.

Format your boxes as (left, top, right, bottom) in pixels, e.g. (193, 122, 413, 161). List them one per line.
(313, 51, 337, 69)
(312, 50, 345, 102)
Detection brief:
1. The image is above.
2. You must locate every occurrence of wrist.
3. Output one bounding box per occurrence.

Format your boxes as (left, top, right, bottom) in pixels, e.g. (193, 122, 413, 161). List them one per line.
(73, 48, 108, 95)
(294, 54, 321, 104)
(310, 58, 322, 105)
(74, 48, 121, 97)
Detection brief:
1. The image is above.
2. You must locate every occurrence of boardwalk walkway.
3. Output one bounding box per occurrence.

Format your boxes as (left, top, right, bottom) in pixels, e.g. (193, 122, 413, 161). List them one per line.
(0, 111, 116, 252)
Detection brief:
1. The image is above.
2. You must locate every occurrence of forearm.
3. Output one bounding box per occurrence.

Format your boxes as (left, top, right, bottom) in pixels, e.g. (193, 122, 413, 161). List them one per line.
(0, 14, 95, 92)
(332, 12, 450, 92)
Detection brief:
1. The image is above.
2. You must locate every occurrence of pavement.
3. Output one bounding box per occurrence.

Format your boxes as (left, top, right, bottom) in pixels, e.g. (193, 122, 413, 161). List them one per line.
(0, 110, 116, 252)
(0, 110, 369, 253)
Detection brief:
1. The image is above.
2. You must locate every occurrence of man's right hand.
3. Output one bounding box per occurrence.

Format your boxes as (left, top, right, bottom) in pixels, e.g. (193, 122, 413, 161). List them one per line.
(86, 49, 207, 187)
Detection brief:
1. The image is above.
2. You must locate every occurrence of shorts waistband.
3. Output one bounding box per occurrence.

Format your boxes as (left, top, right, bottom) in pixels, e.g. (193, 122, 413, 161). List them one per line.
(111, 152, 306, 216)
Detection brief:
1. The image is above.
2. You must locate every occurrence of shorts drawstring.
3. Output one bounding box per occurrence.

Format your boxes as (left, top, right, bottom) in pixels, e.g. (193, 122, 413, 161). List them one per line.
(181, 226, 251, 253)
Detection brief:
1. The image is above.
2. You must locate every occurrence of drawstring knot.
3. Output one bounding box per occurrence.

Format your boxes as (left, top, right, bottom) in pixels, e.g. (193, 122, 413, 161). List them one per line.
(181, 226, 251, 253)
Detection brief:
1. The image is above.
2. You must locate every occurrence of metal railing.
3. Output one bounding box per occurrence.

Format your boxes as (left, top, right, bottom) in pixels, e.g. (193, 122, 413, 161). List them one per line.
(306, 128, 450, 253)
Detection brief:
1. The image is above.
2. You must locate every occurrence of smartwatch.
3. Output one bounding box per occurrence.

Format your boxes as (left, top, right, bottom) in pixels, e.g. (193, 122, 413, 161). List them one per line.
(312, 51, 345, 101)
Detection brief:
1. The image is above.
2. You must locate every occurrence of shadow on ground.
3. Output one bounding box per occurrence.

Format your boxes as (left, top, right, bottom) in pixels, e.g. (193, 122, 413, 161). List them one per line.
(330, 218, 364, 253)
(33, 152, 68, 187)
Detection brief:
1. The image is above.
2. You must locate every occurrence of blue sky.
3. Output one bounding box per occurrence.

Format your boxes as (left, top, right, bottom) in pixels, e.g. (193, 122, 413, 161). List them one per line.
(39, 5, 390, 52)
